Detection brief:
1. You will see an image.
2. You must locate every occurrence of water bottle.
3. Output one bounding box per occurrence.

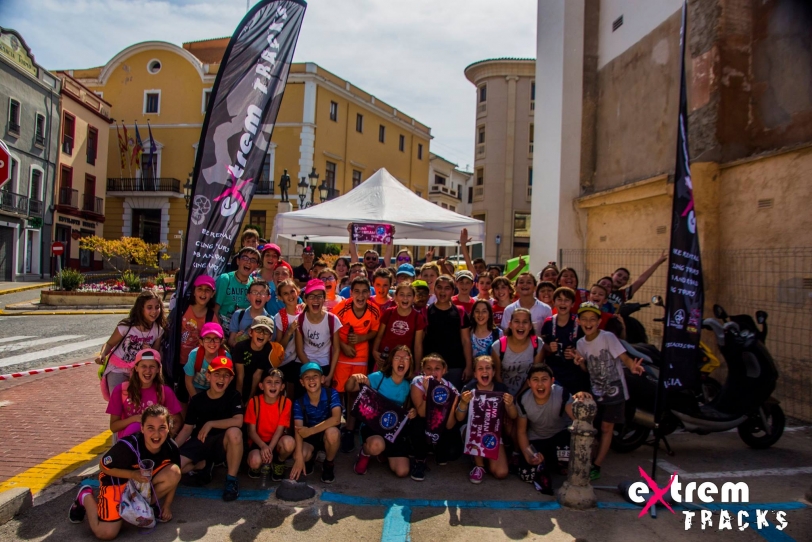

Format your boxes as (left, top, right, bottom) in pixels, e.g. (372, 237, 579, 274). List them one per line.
(260, 464, 271, 488)
(382, 347, 390, 361)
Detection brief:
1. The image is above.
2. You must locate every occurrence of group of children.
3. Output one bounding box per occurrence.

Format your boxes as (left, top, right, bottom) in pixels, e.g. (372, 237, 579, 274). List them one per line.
(72, 226, 666, 538)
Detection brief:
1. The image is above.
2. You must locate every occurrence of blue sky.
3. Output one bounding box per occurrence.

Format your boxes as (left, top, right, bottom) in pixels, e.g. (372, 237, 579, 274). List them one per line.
(1, 0, 537, 169)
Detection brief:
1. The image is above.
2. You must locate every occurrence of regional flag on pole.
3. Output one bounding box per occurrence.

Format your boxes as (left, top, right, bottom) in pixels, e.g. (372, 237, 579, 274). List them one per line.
(132, 122, 144, 172)
(146, 121, 157, 179)
(659, 1, 704, 391)
(115, 122, 128, 172)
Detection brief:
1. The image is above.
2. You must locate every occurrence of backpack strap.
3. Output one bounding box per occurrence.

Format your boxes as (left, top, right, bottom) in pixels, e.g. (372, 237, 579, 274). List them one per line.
(205, 307, 215, 323)
(296, 312, 307, 335)
(193, 348, 203, 374)
(490, 328, 500, 344)
(280, 310, 290, 333)
(531, 335, 540, 357)
(516, 388, 531, 416)
(237, 308, 249, 329)
(121, 382, 130, 403)
(498, 335, 508, 357)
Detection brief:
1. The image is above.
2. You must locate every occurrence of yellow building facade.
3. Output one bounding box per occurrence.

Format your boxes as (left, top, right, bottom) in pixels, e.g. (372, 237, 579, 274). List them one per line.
(66, 39, 432, 266)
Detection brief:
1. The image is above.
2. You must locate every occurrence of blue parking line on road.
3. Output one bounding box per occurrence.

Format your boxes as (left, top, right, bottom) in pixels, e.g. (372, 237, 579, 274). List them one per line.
(82, 479, 274, 501)
(381, 504, 411, 542)
(320, 491, 562, 510)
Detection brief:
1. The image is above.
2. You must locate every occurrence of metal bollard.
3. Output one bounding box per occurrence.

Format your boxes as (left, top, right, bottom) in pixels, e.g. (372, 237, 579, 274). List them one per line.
(557, 396, 597, 509)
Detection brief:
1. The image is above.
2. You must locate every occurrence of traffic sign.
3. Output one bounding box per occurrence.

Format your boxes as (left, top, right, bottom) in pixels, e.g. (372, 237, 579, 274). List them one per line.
(0, 140, 10, 190)
(52, 241, 65, 256)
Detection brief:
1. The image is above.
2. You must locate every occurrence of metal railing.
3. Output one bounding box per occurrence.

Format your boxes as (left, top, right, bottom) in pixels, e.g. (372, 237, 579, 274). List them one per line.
(560, 247, 812, 422)
(82, 194, 104, 215)
(28, 199, 43, 217)
(58, 187, 79, 208)
(8, 121, 20, 134)
(35, 133, 45, 146)
(430, 184, 460, 199)
(325, 187, 340, 201)
(255, 180, 274, 195)
(0, 190, 29, 215)
(107, 178, 181, 193)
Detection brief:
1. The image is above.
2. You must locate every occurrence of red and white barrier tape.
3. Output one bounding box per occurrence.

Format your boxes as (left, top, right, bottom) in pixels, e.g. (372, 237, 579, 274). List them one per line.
(0, 361, 93, 381)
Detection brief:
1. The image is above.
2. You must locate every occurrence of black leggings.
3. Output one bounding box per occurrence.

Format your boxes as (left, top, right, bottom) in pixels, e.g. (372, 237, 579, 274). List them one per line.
(517, 429, 571, 481)
(409, 417, 463, 462)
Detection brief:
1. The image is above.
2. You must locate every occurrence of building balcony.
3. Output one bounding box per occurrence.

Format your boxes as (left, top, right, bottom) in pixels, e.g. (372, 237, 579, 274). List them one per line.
(58, 187, 79, 209)
(8, 121, 20, 135)
(430, 184, 460, 200)
(0, 190, 41, 218)
(83, 193, 104, 216)
(473, 185, 484, 202)
(476, 143, 485, 157)
(255, 180, 275, 195)
(62, 137, 73, 155)
(325, 187, 340, 201)
(35, 134, 45, 146)
(107, 177, 182, 194)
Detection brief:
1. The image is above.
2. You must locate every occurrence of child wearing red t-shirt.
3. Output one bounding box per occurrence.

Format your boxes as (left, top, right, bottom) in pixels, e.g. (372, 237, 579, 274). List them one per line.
(373, 283, 426, 370)
(245, 368, 294, 482)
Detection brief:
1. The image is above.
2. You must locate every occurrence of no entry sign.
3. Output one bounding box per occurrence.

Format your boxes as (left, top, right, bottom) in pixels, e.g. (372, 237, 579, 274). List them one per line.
(51, 242, 65, 256)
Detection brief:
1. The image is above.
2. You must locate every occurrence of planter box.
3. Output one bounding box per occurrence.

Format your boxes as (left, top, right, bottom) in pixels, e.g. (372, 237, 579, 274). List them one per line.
(41, 290, 141, 307)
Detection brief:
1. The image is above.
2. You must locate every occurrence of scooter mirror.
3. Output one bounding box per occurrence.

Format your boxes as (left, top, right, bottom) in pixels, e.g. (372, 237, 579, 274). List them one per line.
(756, 310, 768, 325)
(713, 304, 728, 320)
(651, 295, 664, 307)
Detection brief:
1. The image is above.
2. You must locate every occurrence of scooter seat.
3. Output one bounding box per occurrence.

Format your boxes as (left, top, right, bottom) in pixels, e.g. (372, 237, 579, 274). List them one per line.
(621, 340, 653, 365)
(696, 404, 743, 422)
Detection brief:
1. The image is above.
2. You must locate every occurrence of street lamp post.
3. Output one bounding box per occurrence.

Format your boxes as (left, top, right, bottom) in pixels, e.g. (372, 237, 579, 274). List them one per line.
(318, 179, 330, 203)
(297, 176, 309, 208)
(297, 168, 323, 208)
(308, 167, 319, 205)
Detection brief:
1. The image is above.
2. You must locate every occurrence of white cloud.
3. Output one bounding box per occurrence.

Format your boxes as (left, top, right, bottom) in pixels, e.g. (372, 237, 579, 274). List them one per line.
(1, 0, 537, 168)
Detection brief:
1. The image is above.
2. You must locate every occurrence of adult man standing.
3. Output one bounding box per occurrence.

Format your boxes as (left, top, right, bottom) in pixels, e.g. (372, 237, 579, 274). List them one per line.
(293, 246, 315, 288)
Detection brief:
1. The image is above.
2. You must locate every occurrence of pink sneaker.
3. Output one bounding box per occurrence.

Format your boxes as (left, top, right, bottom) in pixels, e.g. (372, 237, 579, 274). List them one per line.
(354, 451, 370, 475)
(469, 466, 485, 484)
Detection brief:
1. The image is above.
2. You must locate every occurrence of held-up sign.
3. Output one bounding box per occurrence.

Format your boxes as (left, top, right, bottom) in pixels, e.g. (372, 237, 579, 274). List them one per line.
(0, 140, 10, 190)
(351, 384, 409, 443)
(351, 223, 393, 245)
(463, 390, 505, 461)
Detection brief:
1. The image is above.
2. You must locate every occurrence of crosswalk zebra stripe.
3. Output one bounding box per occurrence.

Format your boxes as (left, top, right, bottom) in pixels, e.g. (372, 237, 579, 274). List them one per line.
(0, 336, 36, 345)
(0, 337, 108, 369)
(0, 335, 85, 353)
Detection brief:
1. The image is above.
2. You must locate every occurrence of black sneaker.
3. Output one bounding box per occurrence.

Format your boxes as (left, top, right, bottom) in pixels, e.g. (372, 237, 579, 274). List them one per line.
(534, 470, 554, 496)
(68, 485, 92, 524)
(182, 464, 214, 487)
(321, 460, 335, 484)
(410, 460, 426, 481)
(271, 461, 285, 482)
(248, 467, 261, 479)
(304, 459, 315, 476)
(340, 430, 356, 453)
(223, 478, 240, 502)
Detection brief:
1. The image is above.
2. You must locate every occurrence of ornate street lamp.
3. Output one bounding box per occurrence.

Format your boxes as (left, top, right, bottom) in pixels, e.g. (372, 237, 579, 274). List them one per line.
(184, 171, 193, 209)
(318, 179, 330, 203)
(308, 167, 319, 205)
(297, 176, 309, 208)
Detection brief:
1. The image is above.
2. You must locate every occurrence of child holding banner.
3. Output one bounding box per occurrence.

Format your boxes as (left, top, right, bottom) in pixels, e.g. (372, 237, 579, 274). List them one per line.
(453, 356, 518, 484)
(346, 345, 417, 478)
(409, 354, 461, 481)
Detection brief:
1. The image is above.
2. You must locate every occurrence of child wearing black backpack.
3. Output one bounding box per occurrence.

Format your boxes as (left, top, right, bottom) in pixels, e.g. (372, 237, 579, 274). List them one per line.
(516, 364, 591, 495)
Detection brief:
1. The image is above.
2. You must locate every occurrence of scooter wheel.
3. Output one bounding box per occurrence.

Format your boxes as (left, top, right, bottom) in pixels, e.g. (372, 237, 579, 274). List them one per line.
(611, 422, 651, 453)
(737, 403, 785, 449)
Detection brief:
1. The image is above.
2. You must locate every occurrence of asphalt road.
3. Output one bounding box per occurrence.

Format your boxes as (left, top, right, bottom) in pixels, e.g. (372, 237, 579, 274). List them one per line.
(0, 311, 122, 374)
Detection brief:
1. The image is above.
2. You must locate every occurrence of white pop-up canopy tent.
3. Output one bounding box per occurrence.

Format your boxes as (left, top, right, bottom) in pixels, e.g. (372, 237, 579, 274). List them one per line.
(273, 168, 484, 246)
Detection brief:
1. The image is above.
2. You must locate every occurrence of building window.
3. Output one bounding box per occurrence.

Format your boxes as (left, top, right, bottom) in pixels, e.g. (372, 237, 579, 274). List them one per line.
(249, 210, 266, 239)
(202, 89, 212, 113)
(140, 154, 156, 179)
(441, 203, 448, 209)
(531, 81, 535, 101)
(62, 114, 75, 155)
(378, 125, 385, 143)
(476, 168, 484, 186)
(450, 205, 456, 212)
(325, 161, 336, 188)
(398, 134, 405, 152)
(144, 91, 160, 114)
(87, 127, 98, 165)
(468, 186, 473, 204)
(7, 99, 20, 135)
(434, 174, 446, 186)
(34, 114, 46, 146)
(259, 153, 271, 190)
(329, 101, 338, 122)
(418, 143, 423, 160)
(528, 167, 533, 197)
(58, 165, 74, 207)
(478, 126, 485, 145)
(30, 169, 42, 201)
(356, 113, 363, 133)
(132, 209, 161, 244)
(83, 175, 96, 212)
(514, 212, 531, 238)
(147, 59, 162, 74)
(478, 84, 487, 103)
(529, 123, 534, 154)
(352, 169, 362, 188)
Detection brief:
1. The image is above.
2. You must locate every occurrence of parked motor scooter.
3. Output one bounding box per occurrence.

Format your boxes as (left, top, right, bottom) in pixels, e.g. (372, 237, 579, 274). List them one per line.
(612, 304, 784, 453)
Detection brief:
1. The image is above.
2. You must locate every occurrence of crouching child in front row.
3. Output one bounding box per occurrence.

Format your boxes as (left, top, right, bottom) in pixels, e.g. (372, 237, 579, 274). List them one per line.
(516, 364, 592, 495)
(175, 356, 244, 502)
(245, 368, 295, 483)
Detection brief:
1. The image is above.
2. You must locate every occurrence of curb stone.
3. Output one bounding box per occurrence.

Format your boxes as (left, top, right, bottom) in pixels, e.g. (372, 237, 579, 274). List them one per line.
(0, 487, 32, 525)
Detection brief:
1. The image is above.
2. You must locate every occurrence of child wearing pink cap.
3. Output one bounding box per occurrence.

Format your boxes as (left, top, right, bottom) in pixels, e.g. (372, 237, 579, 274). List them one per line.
(184, 322, 232, 398)
(294, 280, 342, 387)
(106, 349, 182, 439)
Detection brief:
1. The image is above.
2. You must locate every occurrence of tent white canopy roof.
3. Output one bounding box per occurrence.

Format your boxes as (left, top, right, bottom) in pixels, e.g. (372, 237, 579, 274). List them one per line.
(273, 168, 484, 247)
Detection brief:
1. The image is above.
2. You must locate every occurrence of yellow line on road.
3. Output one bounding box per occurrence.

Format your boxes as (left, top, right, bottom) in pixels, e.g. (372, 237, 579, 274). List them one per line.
(0, 431, 111, 495)
(0, 309, 129, 316)
(0, 284, 50, 296)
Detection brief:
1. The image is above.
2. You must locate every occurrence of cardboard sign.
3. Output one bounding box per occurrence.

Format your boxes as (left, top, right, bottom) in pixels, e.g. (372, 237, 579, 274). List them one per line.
(424, 378, 458, 444)
(463, 390, 505, 461)
(351, 385, 409, 443)
(351, 223, 393, 245)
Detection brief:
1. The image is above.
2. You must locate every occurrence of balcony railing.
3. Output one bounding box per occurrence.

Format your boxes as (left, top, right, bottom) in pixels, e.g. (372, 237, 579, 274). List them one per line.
(325, 187, 340, 201)
(476, 143, 485, 156)
(35, 133, 45, 146)
(58, 187, 79, 208)
(83, 193, 104, 215)
(0, 190, 29, 215)
(477, 103, 486, 115)
(255, 180, 275, 195)
(8, 121, 20, 135)
(430, 184, 459, 199)
(107, 178, 182, 193)
(28, 199, 43, 217)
